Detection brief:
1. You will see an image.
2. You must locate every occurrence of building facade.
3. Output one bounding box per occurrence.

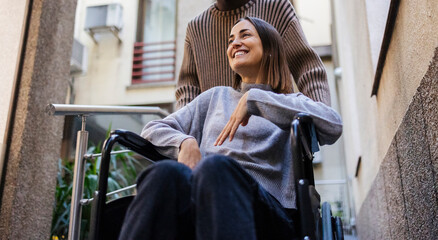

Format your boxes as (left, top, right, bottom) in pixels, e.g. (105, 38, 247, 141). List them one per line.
(70, 0, 216, 112)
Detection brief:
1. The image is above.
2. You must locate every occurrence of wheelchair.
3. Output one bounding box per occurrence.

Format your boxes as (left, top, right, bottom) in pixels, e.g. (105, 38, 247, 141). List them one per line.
(88, 113, 344, 240)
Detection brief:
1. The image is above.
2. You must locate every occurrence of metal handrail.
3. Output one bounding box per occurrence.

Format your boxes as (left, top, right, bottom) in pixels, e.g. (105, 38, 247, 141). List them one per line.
(83, 149, 155, 203)
(46, 103, 169, 118)
(80, 184, 137, 206)
(48, 103, 169, 240)
(84, 149, 156, 165)
(84, 150, 132, 160)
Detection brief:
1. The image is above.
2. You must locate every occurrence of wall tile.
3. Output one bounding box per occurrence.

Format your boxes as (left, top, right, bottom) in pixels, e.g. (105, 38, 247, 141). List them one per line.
(381, 140, 408, 239)
(357, 185, 375, 239)
(396, 92, 436, 239)
(375, 170, 391, 239)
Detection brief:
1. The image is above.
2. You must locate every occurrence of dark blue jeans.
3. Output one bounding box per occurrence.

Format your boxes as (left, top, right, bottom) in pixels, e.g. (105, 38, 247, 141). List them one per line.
(118, 155, 297, 240)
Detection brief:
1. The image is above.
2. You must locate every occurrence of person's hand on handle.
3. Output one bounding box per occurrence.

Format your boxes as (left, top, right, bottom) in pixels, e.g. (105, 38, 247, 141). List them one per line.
(215, 92, 251, 146)
(178, 138, 202, 169)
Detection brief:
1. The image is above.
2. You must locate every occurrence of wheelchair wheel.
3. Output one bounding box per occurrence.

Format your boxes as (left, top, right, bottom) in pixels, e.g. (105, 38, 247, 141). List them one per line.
(321, 202, 333, 240)
(100, 196, 134, 240)
(334, 216, 344, 240)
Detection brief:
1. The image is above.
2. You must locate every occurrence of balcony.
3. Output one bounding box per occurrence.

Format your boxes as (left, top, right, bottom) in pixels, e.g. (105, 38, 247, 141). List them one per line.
(131, 41, 176, 84)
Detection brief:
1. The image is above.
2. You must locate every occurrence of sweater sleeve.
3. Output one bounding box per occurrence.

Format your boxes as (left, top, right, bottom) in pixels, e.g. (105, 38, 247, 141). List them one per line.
(283, 16, 331, 106)
(175, 25, 201, 110)
(246, 89, 342, 146)
(140, 108, 195, 160)
(141, 89, 212, 159)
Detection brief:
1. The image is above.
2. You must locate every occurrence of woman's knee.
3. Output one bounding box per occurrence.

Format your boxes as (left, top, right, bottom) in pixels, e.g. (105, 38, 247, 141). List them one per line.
(137, 160, 191, 186)
(194, 155, 237, 174)
(192, 155, 242, 186)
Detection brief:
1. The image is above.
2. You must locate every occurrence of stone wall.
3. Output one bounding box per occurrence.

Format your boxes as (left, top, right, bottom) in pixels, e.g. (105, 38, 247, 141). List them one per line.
(0, 0, 77, 238)
(357, 47, 438, 239)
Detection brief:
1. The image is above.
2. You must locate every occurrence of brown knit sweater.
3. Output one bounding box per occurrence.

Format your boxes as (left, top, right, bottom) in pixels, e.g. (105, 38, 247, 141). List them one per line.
(176, 0, 330, 109)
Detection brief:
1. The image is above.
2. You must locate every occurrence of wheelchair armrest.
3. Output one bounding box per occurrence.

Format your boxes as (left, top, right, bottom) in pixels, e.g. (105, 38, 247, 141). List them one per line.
(110, 129, 167, 161)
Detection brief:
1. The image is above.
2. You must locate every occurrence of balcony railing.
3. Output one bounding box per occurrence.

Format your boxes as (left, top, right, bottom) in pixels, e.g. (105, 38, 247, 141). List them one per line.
(131, 41, 176, 84)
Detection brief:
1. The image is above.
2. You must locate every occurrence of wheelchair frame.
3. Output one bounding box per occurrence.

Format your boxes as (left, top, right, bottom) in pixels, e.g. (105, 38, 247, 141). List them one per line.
(88, 113, 343, 240)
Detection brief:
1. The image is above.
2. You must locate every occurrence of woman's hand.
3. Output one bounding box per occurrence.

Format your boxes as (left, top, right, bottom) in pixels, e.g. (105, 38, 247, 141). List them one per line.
(178, 138, 201, 169)
(215, 92, 251, 146)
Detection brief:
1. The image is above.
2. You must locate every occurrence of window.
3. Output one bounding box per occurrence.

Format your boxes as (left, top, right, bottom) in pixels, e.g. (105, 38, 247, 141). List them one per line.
(365, 0, 391, 73)
(133, 0, 177, 84)
(369, 0, 400, 96)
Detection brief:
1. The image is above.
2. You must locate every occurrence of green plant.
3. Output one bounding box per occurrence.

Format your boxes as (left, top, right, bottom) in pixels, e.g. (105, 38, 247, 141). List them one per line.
(51, 133, 147, 239)
(331, 200, 344, 219)
(51, 159, 74, 240)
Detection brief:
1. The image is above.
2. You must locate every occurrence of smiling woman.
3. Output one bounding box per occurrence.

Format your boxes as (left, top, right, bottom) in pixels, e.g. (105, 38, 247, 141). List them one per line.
(228, 17, 293, 94)
(118, 17, 343, 240)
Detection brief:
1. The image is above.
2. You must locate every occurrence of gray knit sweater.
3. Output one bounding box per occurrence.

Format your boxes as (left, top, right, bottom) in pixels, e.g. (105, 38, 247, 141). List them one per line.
(142, 83, 342, 208)
(176, 0, 330, 109)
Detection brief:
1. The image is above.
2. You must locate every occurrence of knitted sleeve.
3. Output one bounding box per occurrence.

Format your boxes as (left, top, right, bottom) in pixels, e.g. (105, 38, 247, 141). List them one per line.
(175, 25, 201, 110)
(140, 106, 195, 159)
(246, 89, 342, 146)
(282, 16, 331, 106)
(141, 88, 213, 158)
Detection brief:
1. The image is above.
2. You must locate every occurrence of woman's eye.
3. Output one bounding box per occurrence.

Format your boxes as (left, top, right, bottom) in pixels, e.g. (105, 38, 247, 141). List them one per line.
(242, 33, 250, 38)
(228, 39, 234, 44)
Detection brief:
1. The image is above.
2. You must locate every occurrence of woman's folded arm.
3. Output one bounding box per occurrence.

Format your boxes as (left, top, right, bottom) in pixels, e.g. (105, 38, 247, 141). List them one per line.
(246, 88, 342, 145)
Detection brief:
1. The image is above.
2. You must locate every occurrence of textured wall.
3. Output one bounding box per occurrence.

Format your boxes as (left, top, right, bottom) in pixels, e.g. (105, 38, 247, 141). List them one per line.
(0, 0, 28, 153)
(332, 0, 438, 211)
(357, 48, 438, 239)
(0, 0, 77, 238)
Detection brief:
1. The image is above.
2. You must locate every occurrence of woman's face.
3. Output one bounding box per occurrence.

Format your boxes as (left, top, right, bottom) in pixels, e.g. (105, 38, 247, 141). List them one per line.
(227, 20, 263, 79)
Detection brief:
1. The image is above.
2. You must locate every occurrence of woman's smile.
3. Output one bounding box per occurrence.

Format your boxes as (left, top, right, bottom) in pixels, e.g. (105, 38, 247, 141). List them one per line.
(234, 50, 248, 57)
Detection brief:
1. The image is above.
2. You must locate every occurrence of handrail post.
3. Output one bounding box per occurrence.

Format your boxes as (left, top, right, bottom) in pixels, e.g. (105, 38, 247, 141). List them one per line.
(68, 115, 89, 240)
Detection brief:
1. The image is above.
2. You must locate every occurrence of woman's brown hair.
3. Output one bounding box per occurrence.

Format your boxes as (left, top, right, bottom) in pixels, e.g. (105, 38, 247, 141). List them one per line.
(232, 17, 293, 94)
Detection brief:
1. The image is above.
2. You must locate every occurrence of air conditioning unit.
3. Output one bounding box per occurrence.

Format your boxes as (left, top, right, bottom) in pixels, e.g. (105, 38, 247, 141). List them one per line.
(84, 4, 123, 31)
(70, 38, 88, 74)
(84, 4, 123, 43)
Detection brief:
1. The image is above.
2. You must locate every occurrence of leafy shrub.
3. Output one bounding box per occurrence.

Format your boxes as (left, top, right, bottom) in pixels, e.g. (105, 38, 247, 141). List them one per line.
(51, 139, 148, 239)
